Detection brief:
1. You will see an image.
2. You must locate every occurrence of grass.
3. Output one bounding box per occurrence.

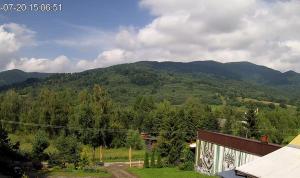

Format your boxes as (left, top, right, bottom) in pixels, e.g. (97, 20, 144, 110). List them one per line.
(128, 168, 218, 178)
(34, 167, 111, 178)
(9, 133, 144, 162)
(237, 97, 296, 108)
(82, 146, 145, 162)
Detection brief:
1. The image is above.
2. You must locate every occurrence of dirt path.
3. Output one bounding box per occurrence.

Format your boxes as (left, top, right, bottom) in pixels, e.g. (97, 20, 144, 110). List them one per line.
(106, 163, 138, 178)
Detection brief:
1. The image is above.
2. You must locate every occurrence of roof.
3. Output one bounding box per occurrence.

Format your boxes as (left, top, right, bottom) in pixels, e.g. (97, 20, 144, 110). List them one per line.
(218, 170, 245, 178)
(236, 135, 300, 178)
(289, 134, 300, 146)
(197, 130, 281, 156)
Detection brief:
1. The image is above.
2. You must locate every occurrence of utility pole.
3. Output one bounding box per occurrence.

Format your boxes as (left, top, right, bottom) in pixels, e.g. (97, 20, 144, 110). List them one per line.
(129, 146, 132, 168)
(100, 145, 103, 162)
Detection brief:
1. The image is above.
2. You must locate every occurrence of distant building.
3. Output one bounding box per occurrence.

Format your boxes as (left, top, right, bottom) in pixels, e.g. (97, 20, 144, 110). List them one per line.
(195, 130, 281, 176)
(141, 132, 157, 150)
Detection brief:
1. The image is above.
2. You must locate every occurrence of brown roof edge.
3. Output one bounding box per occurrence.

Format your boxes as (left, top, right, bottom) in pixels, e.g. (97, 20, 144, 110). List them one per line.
(197, 130, 282, 156)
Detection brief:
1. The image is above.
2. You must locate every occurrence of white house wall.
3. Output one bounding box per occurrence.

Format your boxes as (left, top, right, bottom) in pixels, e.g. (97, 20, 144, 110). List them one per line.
(195, 140, 259, 175)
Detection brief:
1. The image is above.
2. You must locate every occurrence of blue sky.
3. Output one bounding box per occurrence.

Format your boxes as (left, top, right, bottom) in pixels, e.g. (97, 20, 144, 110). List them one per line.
(0, 0, 300, 72)
(0, 0, 152, 59)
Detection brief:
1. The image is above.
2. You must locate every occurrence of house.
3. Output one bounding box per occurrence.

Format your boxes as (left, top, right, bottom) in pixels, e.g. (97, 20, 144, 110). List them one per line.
(141, 132, 157, 150)
(234, 134, 300, 178)
(195, 130, 281, 176)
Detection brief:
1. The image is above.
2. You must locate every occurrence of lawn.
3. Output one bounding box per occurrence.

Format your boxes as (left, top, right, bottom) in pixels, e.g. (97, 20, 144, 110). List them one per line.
(128, 168, 218, 178)
(33, 168, 111, 178)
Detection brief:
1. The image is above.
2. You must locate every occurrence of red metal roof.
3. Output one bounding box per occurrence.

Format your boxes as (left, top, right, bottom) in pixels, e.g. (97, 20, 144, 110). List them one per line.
(197, 130, 281, 156)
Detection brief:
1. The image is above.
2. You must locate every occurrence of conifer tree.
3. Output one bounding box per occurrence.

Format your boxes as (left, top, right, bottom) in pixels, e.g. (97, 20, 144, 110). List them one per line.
(150, 149, 155, 168)
(144, 151, 149, 168)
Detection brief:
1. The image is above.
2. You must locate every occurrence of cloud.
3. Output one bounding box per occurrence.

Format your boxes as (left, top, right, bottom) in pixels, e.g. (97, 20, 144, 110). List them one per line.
(2, 0, 300, 72)
(76, 49, 133, 71)
(82, 0, 300, 72)
(0, 23, 35, 55)
(6, 56, 71, 73)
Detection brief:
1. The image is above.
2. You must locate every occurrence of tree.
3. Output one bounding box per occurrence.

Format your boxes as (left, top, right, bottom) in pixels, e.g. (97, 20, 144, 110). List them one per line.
(133, 96, 155, 131)
(222, 107, 235, 134)
(0, 90, 21, 132)
(157, 107, 185, 165)
(55, 135, 81, 168)
(156, 152, 162, 168)
(150, 149, 155, 168)
(144, 151, 149, 168)
(199, 105, 219, 131)
(126, 130, 144, 150)
(32, 131, 49, 160)
(243, 105, 259, 139)
(0, 127, 24, 177)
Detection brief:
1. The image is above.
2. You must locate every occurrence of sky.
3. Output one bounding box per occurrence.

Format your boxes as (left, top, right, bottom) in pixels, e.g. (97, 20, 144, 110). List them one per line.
(0, 0, 300, 73)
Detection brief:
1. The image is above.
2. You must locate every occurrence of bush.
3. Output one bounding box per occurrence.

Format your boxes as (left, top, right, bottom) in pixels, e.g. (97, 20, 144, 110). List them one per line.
(179, 146, 195, 171)
(279, 102, 287, 108)
(79, 153, 89, 169)
(48, 153, 62, 167)
(32, 131, 49, 161)
(54, 135, 81, 169)
(268, 103, 276, 109)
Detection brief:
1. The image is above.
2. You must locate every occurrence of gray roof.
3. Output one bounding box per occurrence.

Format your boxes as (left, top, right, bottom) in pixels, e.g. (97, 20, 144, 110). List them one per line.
(218, 170, 245, 178)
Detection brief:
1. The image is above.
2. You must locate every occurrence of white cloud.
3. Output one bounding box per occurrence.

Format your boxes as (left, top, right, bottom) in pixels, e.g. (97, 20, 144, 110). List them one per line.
(6, 55, 71, 73)
(82, 0, 300, 72)
(2, 0, 300, 72)
(76, 49, 133, 71)
(0, 23, 35, 55)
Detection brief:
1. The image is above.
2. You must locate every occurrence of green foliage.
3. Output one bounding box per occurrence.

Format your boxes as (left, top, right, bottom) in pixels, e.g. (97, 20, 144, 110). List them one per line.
(0, 127, 26, 177)
(1, 60, 300, 165)
(243, 105, 259, 139)
(126, 130, 144, 150)
(157, 105, 185, 165)
(32, 131, 49, 160)
(156, 152, 163, 168)
(144, 151, 150, 168)
(150, 150, 155, 168)
(78, 153, 90, 169)
(0, 69, 51, 87)
(268, 103, 276, 109)
(0, 90, 21, 132)
(179, 146, 195, 171)
(54, 135, 81, 168)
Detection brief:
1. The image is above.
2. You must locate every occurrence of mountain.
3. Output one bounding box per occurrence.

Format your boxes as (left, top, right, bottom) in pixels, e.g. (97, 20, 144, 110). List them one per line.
(0, 69, 52, 87)
(1, 61, 300, 105)
(142, 61, 300, 85)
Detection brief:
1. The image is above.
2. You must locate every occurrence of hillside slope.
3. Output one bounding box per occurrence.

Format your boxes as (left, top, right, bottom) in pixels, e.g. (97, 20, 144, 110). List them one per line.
(0, 69, 52, 87)
(0, 61, 300, 105)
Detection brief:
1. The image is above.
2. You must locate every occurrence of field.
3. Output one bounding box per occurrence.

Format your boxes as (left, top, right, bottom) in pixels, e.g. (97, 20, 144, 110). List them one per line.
(128, 168, 217, 178)
(82, 146, 145, 162)
(9, 134, 145, 162)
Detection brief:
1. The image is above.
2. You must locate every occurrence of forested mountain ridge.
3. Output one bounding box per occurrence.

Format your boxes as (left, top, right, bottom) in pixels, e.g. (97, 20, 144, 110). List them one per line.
(1, 61, 300, 105)
(0, 69, 52, 87)
(141, 61, 300, 85)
